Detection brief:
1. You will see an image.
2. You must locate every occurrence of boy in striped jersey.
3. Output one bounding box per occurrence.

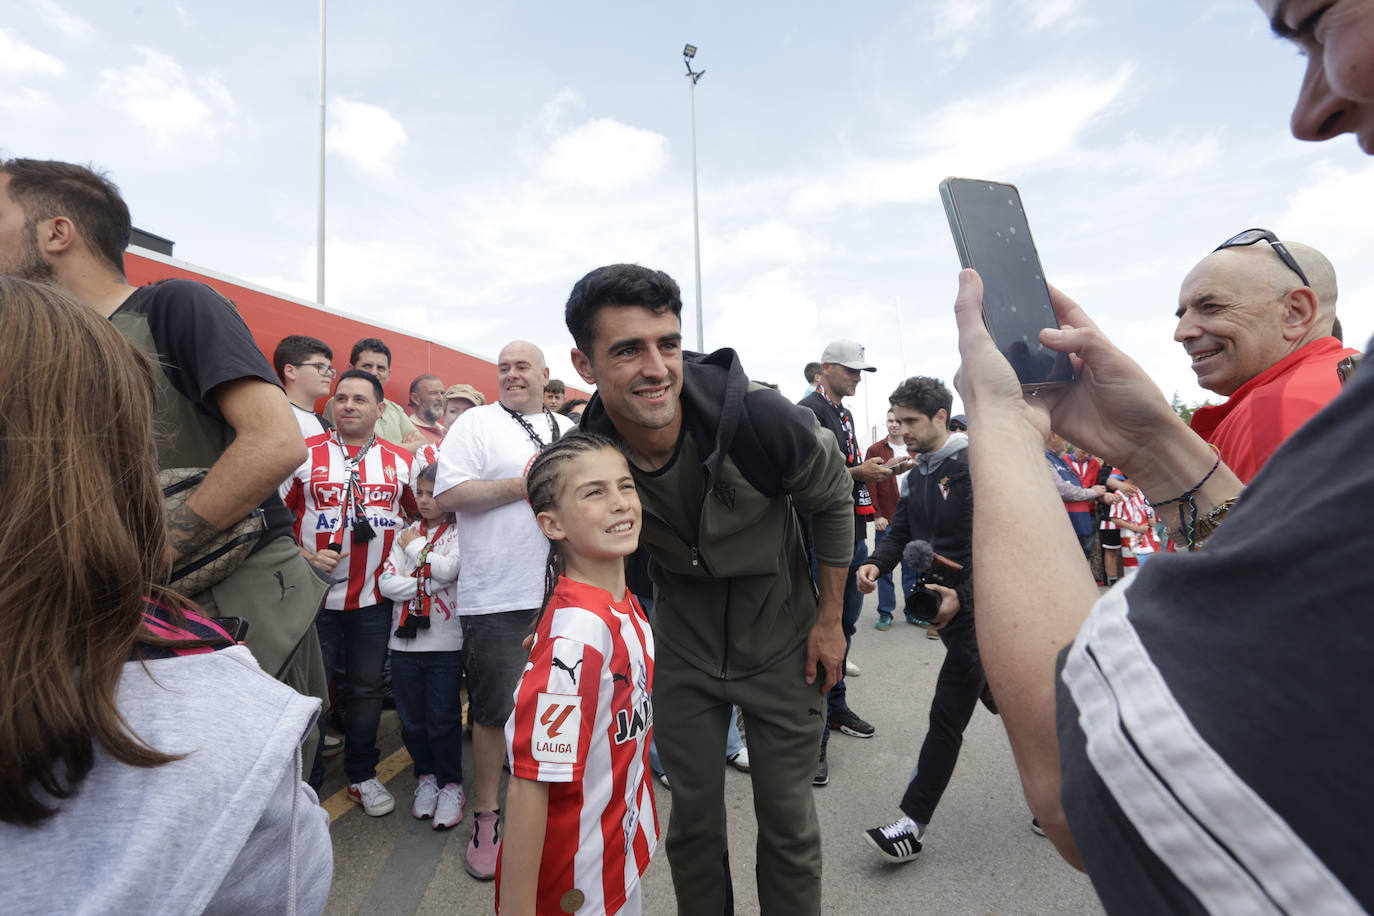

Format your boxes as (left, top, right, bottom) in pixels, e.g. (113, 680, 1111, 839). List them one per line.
(282, 369, 417, 817)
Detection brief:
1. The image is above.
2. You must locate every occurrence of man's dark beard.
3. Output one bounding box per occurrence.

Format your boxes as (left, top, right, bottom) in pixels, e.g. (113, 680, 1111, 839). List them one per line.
(3, 226, 55, 282)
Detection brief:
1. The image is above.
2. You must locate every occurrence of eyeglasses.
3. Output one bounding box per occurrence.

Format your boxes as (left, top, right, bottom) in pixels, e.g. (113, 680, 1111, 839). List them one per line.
(1214, 228, 1310, 288)
(295, 361, 337, 377)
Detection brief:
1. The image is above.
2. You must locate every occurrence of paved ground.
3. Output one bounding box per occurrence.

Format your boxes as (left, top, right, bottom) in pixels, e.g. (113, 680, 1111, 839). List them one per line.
(320, 586, 1105, 915)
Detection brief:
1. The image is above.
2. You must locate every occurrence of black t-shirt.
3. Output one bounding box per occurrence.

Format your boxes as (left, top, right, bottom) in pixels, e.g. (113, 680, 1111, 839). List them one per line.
(112, 279, 291, 540)
(798, 391, 866, 543)
(1056, 341, 1374, 913)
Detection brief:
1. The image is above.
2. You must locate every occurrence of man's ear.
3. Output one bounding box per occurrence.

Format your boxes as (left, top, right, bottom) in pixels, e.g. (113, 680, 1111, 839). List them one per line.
(571, 348, 597, 385)
(38, 216, 77, 257)
(536, 509, 564, 541)
(283, 364, 299, 386)
(1281, 287, 1322, 342)
(934, 407, 949, 428)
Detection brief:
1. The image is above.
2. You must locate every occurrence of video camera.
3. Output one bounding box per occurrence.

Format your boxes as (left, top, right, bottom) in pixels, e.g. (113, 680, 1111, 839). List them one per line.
(901, 539, 968, 624)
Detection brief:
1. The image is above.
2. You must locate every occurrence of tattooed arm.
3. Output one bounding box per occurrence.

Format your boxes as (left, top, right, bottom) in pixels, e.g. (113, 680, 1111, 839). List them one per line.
(168, 378, 306, 562)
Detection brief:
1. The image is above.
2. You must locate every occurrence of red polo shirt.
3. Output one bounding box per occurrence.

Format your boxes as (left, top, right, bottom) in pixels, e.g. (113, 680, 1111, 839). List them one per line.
(1190, 336, 1359, 483)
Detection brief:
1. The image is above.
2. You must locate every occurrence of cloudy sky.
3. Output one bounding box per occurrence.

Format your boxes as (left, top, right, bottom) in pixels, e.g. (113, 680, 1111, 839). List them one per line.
(7, 0, 1373, 442)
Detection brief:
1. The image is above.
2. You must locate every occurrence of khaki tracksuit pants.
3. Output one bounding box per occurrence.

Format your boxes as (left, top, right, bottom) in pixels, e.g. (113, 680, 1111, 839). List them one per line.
(653, 639, 826, 916)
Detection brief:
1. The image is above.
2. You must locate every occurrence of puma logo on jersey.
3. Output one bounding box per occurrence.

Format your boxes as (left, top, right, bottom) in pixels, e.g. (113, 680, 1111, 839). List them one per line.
(552, 657, 583, 685)
(611, 670, 631, 685)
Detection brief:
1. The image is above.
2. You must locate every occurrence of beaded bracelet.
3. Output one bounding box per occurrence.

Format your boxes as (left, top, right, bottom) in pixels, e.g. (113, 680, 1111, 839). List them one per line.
(1153, 455, 1220, 552)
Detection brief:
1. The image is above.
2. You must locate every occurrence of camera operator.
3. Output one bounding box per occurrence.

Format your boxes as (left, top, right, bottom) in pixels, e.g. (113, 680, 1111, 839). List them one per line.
(854, 376, 991, 863)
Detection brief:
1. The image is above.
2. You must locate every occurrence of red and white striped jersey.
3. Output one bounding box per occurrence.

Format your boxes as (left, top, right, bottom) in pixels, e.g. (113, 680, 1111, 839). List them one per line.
(281, 431, 416, 610)
(412, 441, 439, 476)
(498, 576, 658, 916)
(1118, 491, 1161, 557)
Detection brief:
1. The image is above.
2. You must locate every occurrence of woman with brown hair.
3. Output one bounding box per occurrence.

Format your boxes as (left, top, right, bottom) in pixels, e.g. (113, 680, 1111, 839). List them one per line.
(0, 277, 332, 913)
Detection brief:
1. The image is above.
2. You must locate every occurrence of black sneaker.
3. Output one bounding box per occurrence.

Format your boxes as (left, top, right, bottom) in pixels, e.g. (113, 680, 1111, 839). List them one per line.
(863, 816, 923, 863)
(828, 707, 876, 738)
(1031, 818, 1046, 837)
(813, 748, 829, 787)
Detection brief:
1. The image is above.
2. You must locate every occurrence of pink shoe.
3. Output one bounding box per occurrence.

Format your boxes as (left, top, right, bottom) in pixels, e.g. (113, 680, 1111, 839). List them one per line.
(411, 774, 439, 820)
(433, 783, 465, 830)
(464, 809, 501, 879)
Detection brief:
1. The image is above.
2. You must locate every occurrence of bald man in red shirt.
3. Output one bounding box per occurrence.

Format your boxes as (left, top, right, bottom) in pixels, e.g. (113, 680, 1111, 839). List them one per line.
(1175, 232, 1360, 483)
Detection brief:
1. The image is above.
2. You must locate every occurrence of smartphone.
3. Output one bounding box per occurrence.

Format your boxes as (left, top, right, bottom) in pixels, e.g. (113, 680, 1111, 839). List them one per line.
(939, 177, 1074, 388)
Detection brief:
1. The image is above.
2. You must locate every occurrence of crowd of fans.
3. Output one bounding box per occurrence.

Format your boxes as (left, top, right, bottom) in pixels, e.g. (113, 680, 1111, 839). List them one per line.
(4, 1, 1374, 913)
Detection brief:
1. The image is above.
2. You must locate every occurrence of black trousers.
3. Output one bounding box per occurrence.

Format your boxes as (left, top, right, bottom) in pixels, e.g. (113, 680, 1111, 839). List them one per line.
(898, 610, 988, 824)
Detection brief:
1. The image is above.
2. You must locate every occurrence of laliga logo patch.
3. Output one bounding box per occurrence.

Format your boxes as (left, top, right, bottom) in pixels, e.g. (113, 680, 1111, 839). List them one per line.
(533, 693, 581, 764)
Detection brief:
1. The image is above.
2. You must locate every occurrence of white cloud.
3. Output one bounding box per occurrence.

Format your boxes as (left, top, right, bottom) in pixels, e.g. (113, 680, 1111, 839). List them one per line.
(1016, 0, 1085, 30)
(788, 64, 1134, 214)
(32, 0, 91, 39)
(0, 86, 55, 117)
(0, 28, 64, 76)
(935, 0, 993, 34)
(714, 219, 825, 266)
(98, 48, 237, 144)
(540, 118, 670, 190)
(327, 98, 408, 175)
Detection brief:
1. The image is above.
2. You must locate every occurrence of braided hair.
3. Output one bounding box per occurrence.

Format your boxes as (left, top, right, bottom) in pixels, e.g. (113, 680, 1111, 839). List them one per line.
(525, 431, 630, 629)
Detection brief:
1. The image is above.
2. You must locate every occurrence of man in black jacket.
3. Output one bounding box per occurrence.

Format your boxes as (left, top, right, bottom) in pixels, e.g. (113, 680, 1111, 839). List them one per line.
(798, 340, 893, 783)
(854, 376, 987, 864)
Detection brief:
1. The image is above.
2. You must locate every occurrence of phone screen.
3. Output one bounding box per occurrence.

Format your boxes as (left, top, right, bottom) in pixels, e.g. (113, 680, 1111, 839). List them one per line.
(940, 178, 1073, 387)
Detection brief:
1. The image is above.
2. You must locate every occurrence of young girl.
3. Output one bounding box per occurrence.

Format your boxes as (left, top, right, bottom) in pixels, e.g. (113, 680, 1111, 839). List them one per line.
(496, 433, 658, 916)
(377, 462, 465, 829)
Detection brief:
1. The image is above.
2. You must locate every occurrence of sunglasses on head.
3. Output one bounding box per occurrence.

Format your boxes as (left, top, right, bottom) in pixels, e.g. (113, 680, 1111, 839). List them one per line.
(1214, 228, 1310, 288)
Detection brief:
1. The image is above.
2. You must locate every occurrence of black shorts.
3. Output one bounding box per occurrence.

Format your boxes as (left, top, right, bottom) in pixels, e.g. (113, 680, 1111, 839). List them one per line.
(1101, 529, 1122, 549)
(459, 608, 539, 726)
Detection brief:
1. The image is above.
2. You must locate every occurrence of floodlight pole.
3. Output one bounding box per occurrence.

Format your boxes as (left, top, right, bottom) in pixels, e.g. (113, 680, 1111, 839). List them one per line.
(684, 47, 705, 352)
(315, 0, 327, 304)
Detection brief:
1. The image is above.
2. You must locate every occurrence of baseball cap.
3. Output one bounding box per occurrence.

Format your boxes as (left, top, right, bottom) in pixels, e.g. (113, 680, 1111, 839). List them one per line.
(949, 414, 968, 430)
(820, 339, 877, 372)
(444, 383, 485, 406)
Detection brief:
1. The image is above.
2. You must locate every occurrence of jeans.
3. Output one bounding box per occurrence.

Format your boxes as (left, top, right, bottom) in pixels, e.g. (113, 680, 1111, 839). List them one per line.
(898, 610, 987, 824)
(314, 601, 391, 785)
(826, 539, 867, 723)
(874, 529, 919, 616)
(390, 649, 465, 787)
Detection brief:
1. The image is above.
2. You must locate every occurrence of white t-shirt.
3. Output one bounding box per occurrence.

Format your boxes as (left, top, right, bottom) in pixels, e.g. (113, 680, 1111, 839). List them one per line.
(434, 402, 574, 615)
(291, 403, 327, 439)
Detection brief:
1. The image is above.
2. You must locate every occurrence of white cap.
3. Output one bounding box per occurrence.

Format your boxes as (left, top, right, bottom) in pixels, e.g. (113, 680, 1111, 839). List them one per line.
(821, 339, 877, 372)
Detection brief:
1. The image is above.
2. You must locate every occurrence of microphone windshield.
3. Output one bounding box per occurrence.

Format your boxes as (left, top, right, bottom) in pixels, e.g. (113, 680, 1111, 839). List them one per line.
(903, 539, 935, 574)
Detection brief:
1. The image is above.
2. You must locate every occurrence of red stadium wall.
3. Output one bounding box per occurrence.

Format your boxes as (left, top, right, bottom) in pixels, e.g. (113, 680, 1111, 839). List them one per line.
(125, 247, 590, 409)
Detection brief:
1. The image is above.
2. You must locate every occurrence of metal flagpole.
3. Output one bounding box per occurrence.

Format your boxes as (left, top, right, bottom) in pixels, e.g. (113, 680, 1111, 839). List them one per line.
(316, 0, 327, 304)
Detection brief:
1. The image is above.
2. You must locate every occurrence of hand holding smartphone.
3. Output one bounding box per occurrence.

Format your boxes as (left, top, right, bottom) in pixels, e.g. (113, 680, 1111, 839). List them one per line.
(939, 178, 1073, 389)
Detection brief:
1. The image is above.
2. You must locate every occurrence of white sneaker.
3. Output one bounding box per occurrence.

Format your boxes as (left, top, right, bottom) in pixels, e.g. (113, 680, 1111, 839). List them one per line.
(434, 783, 465, 830)
(845, 658, 861, 677)
(411, 774, 439, 820)
(727, 747, 750, 773)
(348, 777, 396, 816)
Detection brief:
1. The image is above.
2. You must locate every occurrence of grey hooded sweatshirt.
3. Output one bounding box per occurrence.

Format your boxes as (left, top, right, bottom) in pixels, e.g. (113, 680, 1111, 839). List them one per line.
(1, 646, 332, 915)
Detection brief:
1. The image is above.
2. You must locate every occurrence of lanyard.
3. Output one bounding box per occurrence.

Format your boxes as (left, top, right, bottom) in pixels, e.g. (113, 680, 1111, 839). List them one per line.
(816, 384, 874, 516)
(330, 431, 379, 547)
(501, 403, 562, 451)
(816, 384, 860, 464)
